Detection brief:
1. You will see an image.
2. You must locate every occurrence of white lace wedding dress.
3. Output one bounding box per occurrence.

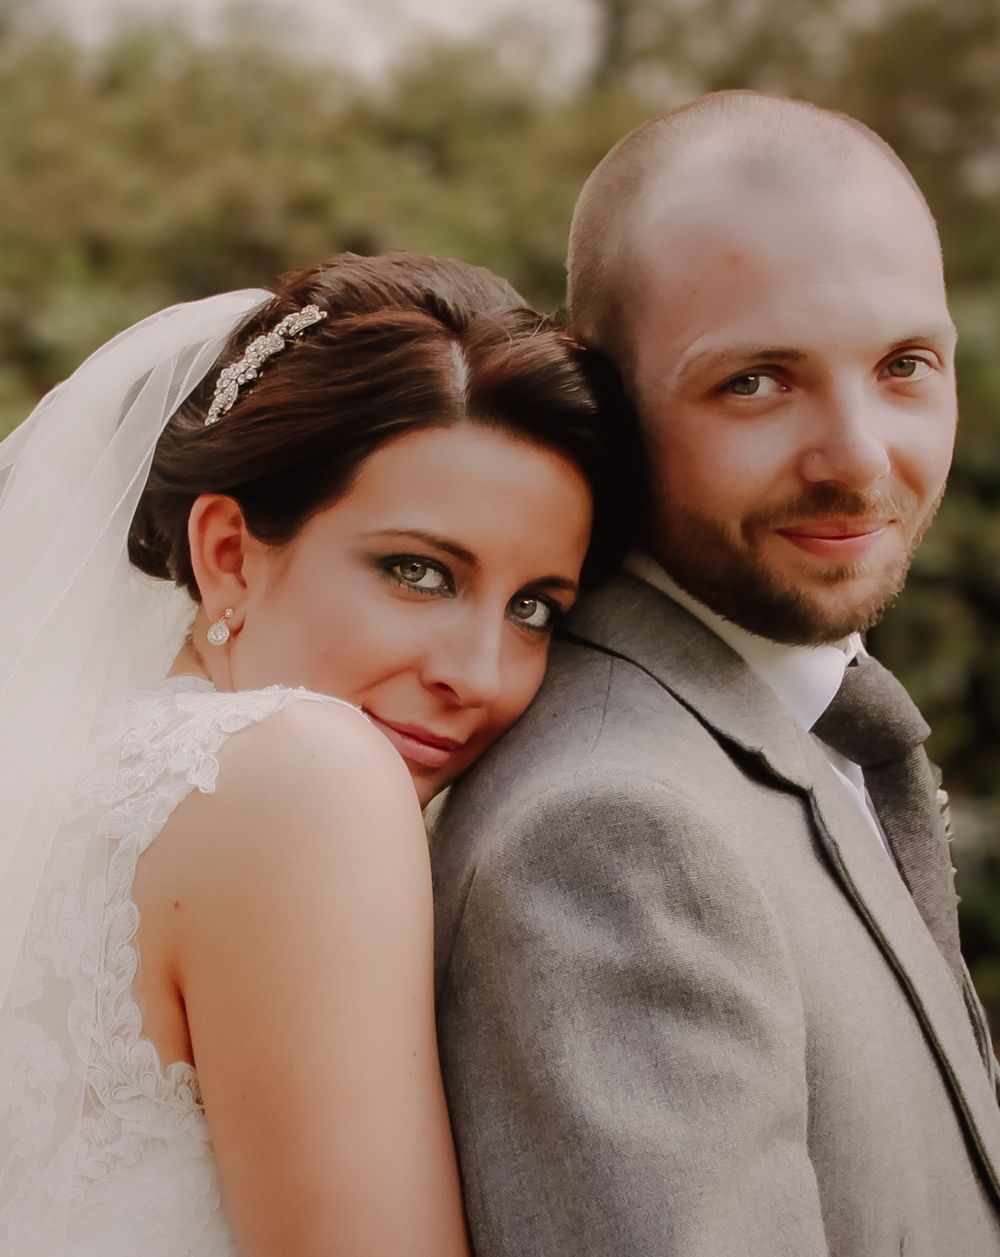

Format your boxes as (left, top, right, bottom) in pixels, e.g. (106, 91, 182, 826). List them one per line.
(2, 675, 352, 1256)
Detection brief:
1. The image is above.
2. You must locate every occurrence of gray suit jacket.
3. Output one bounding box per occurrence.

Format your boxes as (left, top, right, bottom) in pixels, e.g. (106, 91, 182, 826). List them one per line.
(432, 573, 1000, 1256)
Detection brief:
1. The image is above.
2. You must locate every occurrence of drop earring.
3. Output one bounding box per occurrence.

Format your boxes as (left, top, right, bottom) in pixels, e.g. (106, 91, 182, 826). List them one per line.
(206, 607, 235, 647)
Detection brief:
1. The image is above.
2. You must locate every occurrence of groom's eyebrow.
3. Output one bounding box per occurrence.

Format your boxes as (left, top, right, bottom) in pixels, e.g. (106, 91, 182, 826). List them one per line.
(678, 346, 807, 383)
(678, 322, 959, 385)
(885, 322, 959, 350)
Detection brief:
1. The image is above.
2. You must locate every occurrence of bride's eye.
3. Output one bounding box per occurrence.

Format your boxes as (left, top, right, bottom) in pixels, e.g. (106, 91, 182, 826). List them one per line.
(507, 594, 556, 632)
(383, 556, 451, 595)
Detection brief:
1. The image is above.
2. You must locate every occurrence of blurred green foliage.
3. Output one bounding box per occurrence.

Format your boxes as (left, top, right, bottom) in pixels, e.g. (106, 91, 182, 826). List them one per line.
(2, 0, 998, 1029)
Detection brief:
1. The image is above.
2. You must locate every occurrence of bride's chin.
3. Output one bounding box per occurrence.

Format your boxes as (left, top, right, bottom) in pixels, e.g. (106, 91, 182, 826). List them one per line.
(414, 770, 447, 810)
(420, 780, 452, 819)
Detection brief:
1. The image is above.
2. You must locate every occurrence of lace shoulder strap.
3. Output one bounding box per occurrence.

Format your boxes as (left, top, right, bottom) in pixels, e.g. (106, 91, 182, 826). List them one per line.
(118, 677, 361, 831)
(1, 679, 364, 1251)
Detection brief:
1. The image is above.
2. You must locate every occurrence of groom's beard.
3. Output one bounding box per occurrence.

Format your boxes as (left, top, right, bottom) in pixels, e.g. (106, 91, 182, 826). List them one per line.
(650, 483, 943, 647)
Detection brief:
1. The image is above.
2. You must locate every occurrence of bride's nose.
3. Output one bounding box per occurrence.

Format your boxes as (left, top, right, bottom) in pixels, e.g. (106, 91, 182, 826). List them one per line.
(420, 613, 504, 708)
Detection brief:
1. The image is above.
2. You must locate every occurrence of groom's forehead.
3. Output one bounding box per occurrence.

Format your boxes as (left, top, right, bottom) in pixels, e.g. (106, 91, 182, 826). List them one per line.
(566, 97, 940, 382)
(624, 182, 950, 406)
(632, 136, 913, 245)
(627, 156, 942, 313)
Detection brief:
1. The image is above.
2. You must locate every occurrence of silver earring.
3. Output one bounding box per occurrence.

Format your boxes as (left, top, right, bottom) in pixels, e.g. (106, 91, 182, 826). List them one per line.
(206, 607, 235, 647)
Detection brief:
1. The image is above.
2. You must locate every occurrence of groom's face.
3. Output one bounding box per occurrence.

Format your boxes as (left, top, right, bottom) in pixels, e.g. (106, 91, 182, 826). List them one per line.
(630, 161, 957, 645)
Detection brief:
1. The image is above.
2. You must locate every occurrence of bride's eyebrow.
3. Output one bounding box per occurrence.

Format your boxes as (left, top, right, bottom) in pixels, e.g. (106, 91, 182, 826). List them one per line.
(534, 574, 580, 596)
(360, 528, 478, 567)
(360, 529, 581, 596)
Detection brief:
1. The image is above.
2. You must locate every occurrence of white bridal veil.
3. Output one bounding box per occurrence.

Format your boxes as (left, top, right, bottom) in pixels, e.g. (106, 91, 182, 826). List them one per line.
(0, 288, 270, 1251)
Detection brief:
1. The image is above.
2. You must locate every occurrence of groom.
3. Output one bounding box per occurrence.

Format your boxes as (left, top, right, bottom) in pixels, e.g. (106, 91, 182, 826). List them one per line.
(432, 93, 1000, 1254)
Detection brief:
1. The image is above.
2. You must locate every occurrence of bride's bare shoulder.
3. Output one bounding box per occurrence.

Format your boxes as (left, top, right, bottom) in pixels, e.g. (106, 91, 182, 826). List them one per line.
(156, 693, 424, 893)
(221, 694, 405, 795)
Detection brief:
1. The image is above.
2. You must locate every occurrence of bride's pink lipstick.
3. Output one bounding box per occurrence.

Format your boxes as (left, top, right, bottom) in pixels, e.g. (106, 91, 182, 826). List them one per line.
(365, 712, 465, 770)
(775, 519, 890, 561)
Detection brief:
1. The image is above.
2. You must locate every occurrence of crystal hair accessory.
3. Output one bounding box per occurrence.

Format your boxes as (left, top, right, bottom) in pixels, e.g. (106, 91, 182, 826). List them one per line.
(205, 303, 328, 425)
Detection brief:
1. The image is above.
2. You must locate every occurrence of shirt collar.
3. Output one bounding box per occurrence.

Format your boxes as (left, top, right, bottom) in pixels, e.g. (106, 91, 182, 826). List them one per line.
(623, 551, 864, 732)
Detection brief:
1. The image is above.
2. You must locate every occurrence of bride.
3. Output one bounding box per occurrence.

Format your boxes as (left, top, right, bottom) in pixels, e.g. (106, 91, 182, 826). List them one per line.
(0, 251, 638, 1255)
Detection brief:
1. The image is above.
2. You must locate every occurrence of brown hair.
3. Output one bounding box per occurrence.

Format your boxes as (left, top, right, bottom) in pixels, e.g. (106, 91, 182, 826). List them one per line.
(129, 251, 644, 596)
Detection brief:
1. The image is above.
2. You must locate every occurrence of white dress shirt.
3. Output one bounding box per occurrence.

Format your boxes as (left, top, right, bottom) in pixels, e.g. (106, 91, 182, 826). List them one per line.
(623, 552, 889, 852)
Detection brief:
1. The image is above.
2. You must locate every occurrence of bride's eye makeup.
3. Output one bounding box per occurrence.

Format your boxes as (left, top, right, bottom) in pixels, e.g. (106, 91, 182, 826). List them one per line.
(379, 554, 453, 596)
(364, 534, 576, 638)
(506, 591, 562, 635)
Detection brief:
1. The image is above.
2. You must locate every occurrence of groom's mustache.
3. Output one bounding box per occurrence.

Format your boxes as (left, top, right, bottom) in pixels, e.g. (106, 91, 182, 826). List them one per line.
(743, 484, 916, 536)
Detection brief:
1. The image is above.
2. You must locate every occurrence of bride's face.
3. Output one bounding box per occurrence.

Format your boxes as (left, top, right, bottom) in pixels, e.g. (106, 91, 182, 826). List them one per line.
(218, 424, 592, 804)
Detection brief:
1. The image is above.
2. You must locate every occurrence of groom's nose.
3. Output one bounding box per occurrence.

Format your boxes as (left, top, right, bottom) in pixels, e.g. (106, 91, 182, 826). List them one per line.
(796, 385, 892, 491)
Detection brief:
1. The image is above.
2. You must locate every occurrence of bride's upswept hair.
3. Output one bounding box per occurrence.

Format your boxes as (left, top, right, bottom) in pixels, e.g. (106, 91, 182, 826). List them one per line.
(129, 250, 644, 600)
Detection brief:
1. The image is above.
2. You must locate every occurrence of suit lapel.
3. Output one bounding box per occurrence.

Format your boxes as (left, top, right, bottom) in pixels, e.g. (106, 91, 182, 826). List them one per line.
(564, 573, 814, 791)
(566, 572, 1000, 1200)
(801, 731, 1000, 1200)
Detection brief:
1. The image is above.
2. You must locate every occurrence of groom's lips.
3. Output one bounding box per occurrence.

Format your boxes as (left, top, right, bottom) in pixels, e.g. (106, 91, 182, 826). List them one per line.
(365, 712, 466, 770)
(775, 518, 891, 560)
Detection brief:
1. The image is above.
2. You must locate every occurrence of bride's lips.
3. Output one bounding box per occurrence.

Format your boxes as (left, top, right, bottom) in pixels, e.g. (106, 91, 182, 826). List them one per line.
(365, 712, 466, 770)
(775, 519, 891, 560)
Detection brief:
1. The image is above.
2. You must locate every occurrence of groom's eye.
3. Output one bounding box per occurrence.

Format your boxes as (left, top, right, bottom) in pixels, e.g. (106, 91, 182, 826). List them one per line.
(882, 356, 932, 381)
(722, 373, 783, 397)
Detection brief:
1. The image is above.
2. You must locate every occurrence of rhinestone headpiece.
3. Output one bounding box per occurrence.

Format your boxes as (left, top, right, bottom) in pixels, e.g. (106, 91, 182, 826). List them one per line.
(204, 303, 328, 425)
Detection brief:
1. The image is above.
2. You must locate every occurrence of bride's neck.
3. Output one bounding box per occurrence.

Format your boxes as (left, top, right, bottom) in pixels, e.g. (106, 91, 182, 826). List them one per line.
(167, 640, 211, 683)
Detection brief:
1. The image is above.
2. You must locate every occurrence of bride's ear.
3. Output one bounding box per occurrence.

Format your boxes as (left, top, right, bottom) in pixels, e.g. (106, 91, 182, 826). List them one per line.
(187, 494, 254, 616)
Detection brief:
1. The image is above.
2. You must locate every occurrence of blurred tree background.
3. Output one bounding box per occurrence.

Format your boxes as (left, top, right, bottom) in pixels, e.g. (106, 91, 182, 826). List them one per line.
(2, 0, 998, 1026)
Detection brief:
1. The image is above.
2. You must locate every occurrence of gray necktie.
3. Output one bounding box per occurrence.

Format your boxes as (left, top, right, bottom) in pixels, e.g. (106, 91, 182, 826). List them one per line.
(812, 654, 965, 991)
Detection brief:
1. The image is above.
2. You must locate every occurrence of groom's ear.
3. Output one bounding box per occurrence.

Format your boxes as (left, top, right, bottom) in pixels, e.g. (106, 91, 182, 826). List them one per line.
(187, 493, 254, 609)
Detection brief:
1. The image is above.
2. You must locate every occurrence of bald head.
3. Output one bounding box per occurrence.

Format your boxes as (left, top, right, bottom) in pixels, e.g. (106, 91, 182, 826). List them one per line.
(567, 91, 939, 376)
